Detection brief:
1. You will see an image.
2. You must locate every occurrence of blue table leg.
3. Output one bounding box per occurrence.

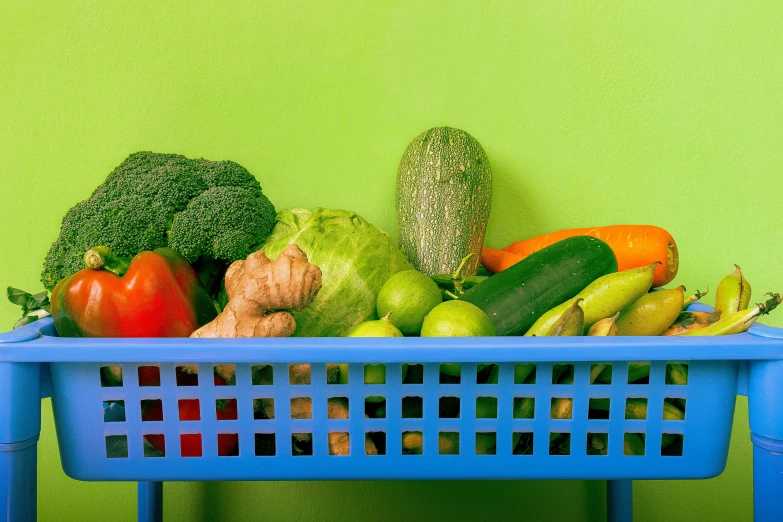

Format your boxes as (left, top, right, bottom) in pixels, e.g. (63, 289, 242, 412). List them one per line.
(0, 362, 42, 522)
(138, 481, 163, 522)
(748, 360, 783, 522)
(607, 480, 633, 522)
(750, 434, 783, 522)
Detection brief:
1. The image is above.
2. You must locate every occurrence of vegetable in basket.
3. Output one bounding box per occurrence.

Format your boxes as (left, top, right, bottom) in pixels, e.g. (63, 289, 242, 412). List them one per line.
(396, 126, 492, 277)
(524, 262, 656, 336)
(6, 287, 51, 329)
(461, 236, 618, 336)
(257, 208, 412, 337)
(41, 152, 277, 299)
(191, 244, 322, 338)
(51, 246, 216, 337)
(483, 224, 678, 288)
(714, 265, 752, 316)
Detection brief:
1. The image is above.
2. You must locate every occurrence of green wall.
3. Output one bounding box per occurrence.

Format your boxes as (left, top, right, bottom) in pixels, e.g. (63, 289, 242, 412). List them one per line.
(1, 1, 781, 520)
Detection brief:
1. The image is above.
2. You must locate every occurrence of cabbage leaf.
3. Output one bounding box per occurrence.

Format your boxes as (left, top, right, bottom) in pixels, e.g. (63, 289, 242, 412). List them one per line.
(258, 208, 412, 337)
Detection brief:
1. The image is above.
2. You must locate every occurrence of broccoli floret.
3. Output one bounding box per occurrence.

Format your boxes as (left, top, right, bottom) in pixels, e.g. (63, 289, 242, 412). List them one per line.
(168, 186, 276, 262)
(41, 152, 276, 292)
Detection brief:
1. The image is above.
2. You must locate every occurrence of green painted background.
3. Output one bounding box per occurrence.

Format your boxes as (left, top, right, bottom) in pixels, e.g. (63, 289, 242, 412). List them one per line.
(1, 1, 781, 520)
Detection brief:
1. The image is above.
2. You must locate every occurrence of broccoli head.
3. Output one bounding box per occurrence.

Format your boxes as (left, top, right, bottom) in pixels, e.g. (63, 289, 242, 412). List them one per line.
(41, 152, 277, 291)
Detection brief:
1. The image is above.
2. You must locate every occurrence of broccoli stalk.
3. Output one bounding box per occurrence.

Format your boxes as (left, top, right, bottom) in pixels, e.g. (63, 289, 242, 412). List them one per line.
(41, 152, 277, 299)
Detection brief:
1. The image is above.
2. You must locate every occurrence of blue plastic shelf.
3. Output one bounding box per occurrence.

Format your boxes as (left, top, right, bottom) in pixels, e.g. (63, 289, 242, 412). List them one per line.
(2, 310, 783, 522)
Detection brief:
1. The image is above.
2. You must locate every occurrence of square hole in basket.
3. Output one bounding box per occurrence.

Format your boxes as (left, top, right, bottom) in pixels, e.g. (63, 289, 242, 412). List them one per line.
(438, 432, 460, 455)
(588, 398, 610, 419)
(214, 365, 236, 386)
(552, 364, 574, 385)
(364, 364, 386, 384)
(251, 364, 274, 385)
(218, 433, 239, 456)
(176, 399, 200, 421)
(666, 364, 688, 385)
(477, 397, 498, 418)
(476, 432, 497, 455)
(628, 363, 650, 384)
(328, 432, 350, 456)
(138, 366, 160, 386)
(141, 399, 163, 422)
(326, 363, 342, 384)
(217, 399, 238, 420)
(625, 398, 648, 420)
(103, 400, 125, 422)
(549, 433, 571, 455)
(180, 434, 202, 457)
(404, 364, 424, 384)
(513, 397, 535, 419)
(176, 365, 198, 386)
(365, 396, 386, 418)
(367, 431, 386, 455)
(550, 398, 573, 420)
(402, 396, 423, 418)
(290, 397, 312, 419)
(100, 366, 123, 387)
(588, 433, 608, 456)
(253, 398, 275, 420)
(590, 364, 611, 384)
(624, 433, 646, 456)
(440, 364, 461, 383)
(402, 431, 423, 455)
(664, 398, 686, 420)
(439, 396, 460, 418)
(328, 397, 349, 419)
(292, 433, 313, 456)
(289, 364, 311, 385)
(514, 364, 536, 384)
(255, 433, 276, 456)
(143, 434, 165, 457)
(662, 433, 684, 456)
(105, 435, 128, 458)
(513, 432, 534, 455)
(477, 364, 498, 384)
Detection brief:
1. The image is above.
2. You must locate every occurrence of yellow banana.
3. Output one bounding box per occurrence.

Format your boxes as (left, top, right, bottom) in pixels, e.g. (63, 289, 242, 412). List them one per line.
(681, 293, 781, 336)
(548, 299, 585, 336)
(714, 265, 751, 316)
(661, 310, 721, 336)
(588, 312, 620, 336)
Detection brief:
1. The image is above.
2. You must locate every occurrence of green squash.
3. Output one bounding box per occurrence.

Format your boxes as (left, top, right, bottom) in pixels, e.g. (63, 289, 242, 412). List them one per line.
(396, 127, 492, 276)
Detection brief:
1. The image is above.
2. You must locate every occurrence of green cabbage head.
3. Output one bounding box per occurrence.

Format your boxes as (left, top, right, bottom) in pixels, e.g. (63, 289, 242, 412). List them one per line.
(257, 208, 412, 337)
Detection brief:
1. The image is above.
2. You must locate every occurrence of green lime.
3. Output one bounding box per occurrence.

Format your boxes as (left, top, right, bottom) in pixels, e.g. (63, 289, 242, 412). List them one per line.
(347, 315, 404, 338)
(420, 300, 495, 337)
(376, 270, 442, 335)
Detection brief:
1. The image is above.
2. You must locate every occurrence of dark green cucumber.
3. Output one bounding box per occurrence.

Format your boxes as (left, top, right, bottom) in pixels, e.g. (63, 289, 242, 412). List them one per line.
(460, 236, 617, 336)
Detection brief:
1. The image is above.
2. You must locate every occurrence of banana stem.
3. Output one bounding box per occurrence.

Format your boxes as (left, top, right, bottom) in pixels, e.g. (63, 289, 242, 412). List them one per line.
(682, 288, 708, 309)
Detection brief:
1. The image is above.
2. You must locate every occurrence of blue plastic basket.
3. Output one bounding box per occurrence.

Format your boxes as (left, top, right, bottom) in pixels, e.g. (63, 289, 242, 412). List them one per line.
(3, 307, 783, 521)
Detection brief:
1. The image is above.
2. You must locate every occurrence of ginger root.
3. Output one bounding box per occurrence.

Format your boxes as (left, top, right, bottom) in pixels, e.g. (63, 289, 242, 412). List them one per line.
(191, 244, 322, 338)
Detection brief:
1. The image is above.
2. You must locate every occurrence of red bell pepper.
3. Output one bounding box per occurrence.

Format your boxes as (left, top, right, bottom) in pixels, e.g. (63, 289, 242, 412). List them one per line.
(51, 246, 217, 337)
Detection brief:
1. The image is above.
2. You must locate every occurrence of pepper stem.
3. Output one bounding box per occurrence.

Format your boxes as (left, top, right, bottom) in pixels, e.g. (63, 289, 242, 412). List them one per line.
(84, 246, 132, 276)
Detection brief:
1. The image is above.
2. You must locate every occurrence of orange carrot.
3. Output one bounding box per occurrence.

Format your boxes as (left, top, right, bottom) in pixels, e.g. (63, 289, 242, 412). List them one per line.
(481, 246, 524, 274)
(500, 225, 678, 287)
